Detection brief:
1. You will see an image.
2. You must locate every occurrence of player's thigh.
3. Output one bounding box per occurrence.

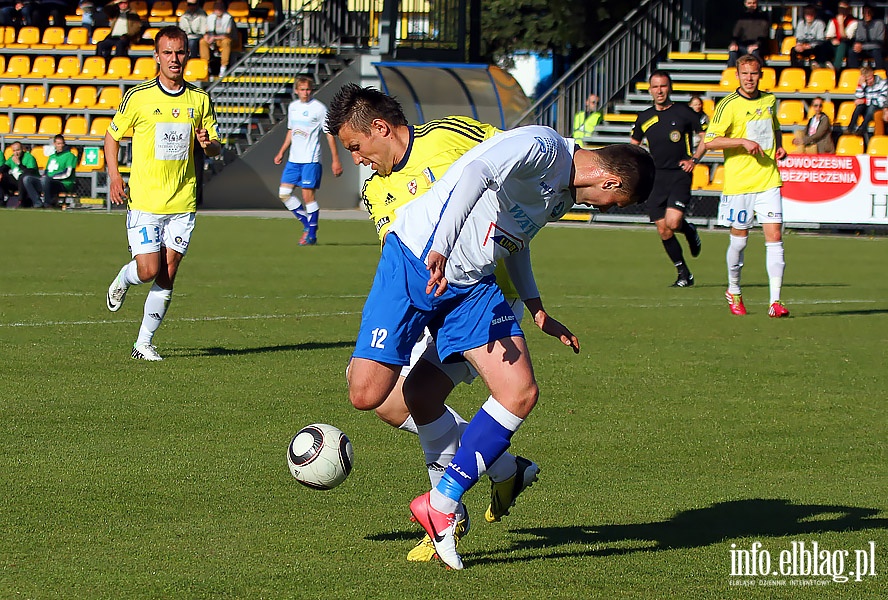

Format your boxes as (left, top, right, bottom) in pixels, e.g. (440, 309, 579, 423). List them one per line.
(126, 210, 164, 256)
(718, 193, 756, 230)
(347, 357, 401, 411)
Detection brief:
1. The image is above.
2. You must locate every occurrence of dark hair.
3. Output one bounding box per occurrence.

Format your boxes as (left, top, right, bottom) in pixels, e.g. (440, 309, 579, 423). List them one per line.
(155, 26, 188, 51)
(326, 83, 409, 136)
(649, 70, 672, 84)
(595, 144, 655, 205)
(54, 134, 65, 143)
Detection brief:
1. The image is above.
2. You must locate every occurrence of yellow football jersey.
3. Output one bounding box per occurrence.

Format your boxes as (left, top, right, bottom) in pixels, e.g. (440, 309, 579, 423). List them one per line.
(108, 79, 220, 214)
(706, 91, 782, 195)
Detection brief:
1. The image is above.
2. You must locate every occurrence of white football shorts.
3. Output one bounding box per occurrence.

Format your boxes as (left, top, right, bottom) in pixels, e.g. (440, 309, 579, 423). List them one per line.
(717, 187, 783, 230)
(126, 210, 196, 257)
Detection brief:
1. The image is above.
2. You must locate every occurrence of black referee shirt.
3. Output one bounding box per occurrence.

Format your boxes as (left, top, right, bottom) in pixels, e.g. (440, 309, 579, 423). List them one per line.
(631, 103, 703, 170)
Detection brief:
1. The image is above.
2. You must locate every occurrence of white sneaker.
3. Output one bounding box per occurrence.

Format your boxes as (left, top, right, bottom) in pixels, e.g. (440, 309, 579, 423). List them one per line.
(106, 271, 129, 312)
(132, 343, 163, 361)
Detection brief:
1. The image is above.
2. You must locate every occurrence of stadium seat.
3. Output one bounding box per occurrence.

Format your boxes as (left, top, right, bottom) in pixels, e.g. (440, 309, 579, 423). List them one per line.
(702, 98, 715, 118)
(836, 68, 861, 94)
(867, 135, 888, 155)
(780, 36, 796, 56)
(0, 26, 14, 45)
(256, 1, 275, 21)
(185, 58, 209, 81)
(175, 1, 188, 16)
(19, 85, 47, 108)
(65, 26, 91, 49)
(105, 56, 132, 79)
(30, 144, 49, 168)
(834, 101, 856, 127)
(130, 0, 149, 16)
(23, 55, 57, 79)
(703, 165, 725, 191)
(3, 55, 31, 78)
(228, 1, 251, 20)
(132, 56, 157, 79)
(691, 164, 710, 190)
(836, 134, 864, 155)
(64, 115, 88, 136)
(776, 68, 807, 93)
(0, 114, 9, 134)
(777, 99, 806, 126)
(759, 67, 777, 91)
(32, 26, 65, 50)
(75, 56, 107, 79)
(69, 85, 98, 109)
(92, 27, 111, 44)
(12, 114, 37, 135)
(142, 27, 160, 42)
(807, 100, 835, 122)
(38, 115, 63, 135)
(6, 25, 40, 49)
(150, 0, 174, 18)
(96, 86, 122, 110)
(803, 68, 837, 94)
(782, 132, 801, 153)
(88, 116, 112, 137)
(46, 85, 73, 110)
(78, 147, 105, 171)
(55, 55, 82, 78)
(717, 68, 738, 91)
(0, 84, 20, 108)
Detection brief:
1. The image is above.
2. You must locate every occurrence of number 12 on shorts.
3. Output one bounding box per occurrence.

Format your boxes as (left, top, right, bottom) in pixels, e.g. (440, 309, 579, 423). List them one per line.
(370, 328, 387, 349)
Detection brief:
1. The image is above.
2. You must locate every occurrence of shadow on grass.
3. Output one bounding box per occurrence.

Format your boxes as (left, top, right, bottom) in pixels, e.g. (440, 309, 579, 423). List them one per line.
(797, 308, 888, 317)
(368, 499, 887, 565)
(691, 283, 849, 289)
(178, 341, 355, 356)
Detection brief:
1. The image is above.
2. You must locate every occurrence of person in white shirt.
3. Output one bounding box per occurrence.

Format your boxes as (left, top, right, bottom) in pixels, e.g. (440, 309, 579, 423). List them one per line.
(339, 124, 654, 569)
(273, 76, 342, 245)
(178, 0, 207, 58)
(199, 0, 236, 77)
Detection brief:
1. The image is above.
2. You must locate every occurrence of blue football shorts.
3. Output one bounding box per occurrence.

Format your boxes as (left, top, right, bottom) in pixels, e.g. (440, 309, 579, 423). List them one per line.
(280, 162, 322, 189)
(353, 235, 524, 366)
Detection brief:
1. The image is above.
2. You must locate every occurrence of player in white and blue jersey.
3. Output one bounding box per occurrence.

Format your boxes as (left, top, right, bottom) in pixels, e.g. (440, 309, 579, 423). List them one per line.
(343, 124, 655, 569)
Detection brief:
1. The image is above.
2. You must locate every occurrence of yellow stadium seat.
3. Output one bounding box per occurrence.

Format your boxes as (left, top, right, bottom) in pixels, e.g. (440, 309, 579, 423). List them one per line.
(64, 115, 88, 136)
(38, 115, 63, 135)
(150, 0, 174, 17)
(6, 25, 41, 49)
(184, 58, 209, 81)
(867, 135, 888, 155)
(89, 116, 112, 138)
(3, 55, 31, 78)
(92, 27, 111, 44)
(19, 84, 46, 108)
(46, 85, 72, 110)
(176, 1, 188, 16)
(13, 115, 37, 135)
(30, 144, 49, 168)
(105, 56, 132, 79)
(759, 67, 777, 91)
(0, 26, 14, 45)
(96, 86, 122, 110)
(777, 99, 806, 126)
(780, 36, 797, 55)
(64, 26, 91, 48)
(703, 165, 725, 191)
(23, 55, 57, 79)
(0, 114, 9, 134)
(717, 68, 738, 90)
(75, 56, 106, 79)
(32, 26, 65, 50)
(836, 134, 864, 155)
(807, 100, 835, 122)
(691, 164, 710, 190)
(803, 68, 837, 94)
(836, 68, 861, 94)
(142, 27, 160, 41)
(834, 101, 856, 127)
(776, 67, 807, 93)
(228, 1, 250, 19)
(69, 85, 98, 109)
(55, 55, 81, 78)
(782, 132, 801, 153)
(256, 1, 275, 21)
(78, 148, 105, 171)
(702, 98, 715, 118)
(132, 56, 157, 79)
(130, 0, 149, 16)
(0, 84, 20, 108)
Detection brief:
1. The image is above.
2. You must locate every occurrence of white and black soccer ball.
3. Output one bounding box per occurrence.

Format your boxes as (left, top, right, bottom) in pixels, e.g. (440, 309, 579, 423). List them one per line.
(286, 423, 354, 490)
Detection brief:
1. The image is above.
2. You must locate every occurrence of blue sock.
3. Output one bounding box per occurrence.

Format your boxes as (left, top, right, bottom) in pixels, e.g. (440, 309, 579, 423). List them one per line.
(437, 397, 522, 500)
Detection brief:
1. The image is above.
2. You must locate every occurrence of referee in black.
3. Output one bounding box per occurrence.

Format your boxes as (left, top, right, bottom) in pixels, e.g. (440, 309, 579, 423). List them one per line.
(631, 71, 706, 287)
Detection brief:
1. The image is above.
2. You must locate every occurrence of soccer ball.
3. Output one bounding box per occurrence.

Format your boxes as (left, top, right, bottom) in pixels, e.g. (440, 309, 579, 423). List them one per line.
(286, 423, 354, 490)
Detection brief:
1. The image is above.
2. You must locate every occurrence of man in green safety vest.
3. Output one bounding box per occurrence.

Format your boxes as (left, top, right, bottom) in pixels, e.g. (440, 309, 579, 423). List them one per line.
(573, 94, 603, 143)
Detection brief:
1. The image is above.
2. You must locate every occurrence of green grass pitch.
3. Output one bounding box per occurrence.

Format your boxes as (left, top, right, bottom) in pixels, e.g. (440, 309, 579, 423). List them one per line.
(1, 210, 885, 599)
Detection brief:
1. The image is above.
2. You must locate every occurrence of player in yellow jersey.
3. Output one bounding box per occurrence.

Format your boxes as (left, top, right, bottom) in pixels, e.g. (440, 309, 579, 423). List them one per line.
(104, 26, 222, 360)
(704, 54, 790, 318)
(327, 84, 542, 562)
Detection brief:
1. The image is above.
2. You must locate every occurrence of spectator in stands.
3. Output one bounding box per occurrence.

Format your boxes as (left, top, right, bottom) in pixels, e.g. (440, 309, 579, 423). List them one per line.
(826, 1, 857, 70)
(41, 0, 78, 28)
(794, 96, 835, 153)
(847, 66, 888, 144)
(572, 93, 602, 142)
(22, 135, 77, 208)
(791, 5, 830, 68)
(0, 141, 38, 208)
(848, 4, 885, 70)
(95, 0, 145, 61)
(200, 1, 238, 78)
(179, 0, 207, 58)
(0, 1, 41, 30)
(688, 95, 710, 153)
(727, 0, 771, 68)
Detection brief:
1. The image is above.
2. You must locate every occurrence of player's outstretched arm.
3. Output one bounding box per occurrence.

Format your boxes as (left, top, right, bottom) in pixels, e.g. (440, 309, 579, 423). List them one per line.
(524, 297, 580, 354)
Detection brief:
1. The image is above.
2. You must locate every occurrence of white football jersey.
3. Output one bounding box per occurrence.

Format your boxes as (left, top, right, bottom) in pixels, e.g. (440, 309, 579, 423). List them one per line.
(286, 98, 328, 163)
(389, 125, 575, 287)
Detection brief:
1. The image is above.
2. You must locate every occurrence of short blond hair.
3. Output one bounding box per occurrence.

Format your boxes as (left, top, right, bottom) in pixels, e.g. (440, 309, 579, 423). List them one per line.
(736, 54, 763, 71)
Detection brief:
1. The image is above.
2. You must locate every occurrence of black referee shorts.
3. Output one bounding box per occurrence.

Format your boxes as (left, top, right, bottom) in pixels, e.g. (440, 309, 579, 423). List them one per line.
(646, 168, 692, 222)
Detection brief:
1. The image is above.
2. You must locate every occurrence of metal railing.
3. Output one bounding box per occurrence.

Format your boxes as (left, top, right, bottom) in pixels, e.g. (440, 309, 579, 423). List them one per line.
(510, 0, 694, 136)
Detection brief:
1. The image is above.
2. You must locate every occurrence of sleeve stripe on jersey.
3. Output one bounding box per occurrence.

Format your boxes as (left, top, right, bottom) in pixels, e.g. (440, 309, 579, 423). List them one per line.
(117, 79, 158, 114)
(415, 121, 487, 143)
(712, 92, 739, 123)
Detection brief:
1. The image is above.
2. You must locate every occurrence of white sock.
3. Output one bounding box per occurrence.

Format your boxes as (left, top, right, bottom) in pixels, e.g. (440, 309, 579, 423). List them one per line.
(283, 196, 303, 212)
(136, 283, 172, 346)
(398, 414, 418, 434)
(305, 201, 319, 215)
(765, 241, 785, 304)
(417, 411, 461, 487)
(726, 234, 748, 294)
(120, 260, 144, 286)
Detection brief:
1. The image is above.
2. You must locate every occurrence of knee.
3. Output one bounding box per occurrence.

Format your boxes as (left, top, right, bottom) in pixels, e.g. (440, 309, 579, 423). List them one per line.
(136, 263, 158, 282)
(348, 385, 383, 411)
